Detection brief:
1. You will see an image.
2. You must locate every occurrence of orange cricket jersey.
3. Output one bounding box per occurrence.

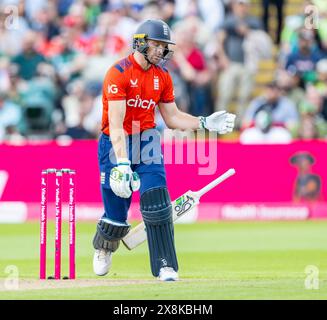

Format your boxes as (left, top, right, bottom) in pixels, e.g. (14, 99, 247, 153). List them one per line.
(101, 53, 175, 136)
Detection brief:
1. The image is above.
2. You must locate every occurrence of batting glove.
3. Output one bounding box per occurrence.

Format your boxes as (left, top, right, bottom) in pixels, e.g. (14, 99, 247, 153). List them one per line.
(110, 158, 140, 198)
(199, 111, 236, 134)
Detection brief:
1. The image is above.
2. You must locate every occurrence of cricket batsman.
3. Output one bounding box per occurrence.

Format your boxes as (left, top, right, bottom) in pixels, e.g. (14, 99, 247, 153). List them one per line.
(92, 19, 236, 281)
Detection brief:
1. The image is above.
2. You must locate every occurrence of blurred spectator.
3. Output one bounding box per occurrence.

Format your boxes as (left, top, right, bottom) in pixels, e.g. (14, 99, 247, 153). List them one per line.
(314, 59, 327, 95)
(0, 57, 10, 93)
(279, 0, 327, 74)
(29, 2, 60, 40)
(83, 94, 102, 137)
(279, 7, 303, 57)
(243, 81, 299, 132)
(19, 62, 58, 135)
(61, 79, 86, 128)
(215, 0, 263, 123)
(243, 28, 273, 73)
(285, 29, 325, 84)
(50, 32, 86, 85)
(297, 113, 320, 140)
(57, 88, 95, 139)
(62, 122, 94, 139)
(2, 124, 25, 144)
(61, 2, 94, 54)
(316, 60, 327, 123)
(139, 1, 163, 20)
(0, 92, 22, 141)
(262, 0, 285, 45)
(23, 0, 49, 24)
(0, 7, 30, 56)
(300, 85, 323, 115)
(94, 9, 136, 57)
(158, 0, 177, 27)
(61, 109, 95, 139)
(240, 107, 292, 144)
(165, 48, 190, 113)
(171, 20, 213, 116)
(84, 0, 102, 29)
(312, 0, 327, 51)
(173, 14, 212, 49)
(11, 31, 47, 80)
(81, 36, 112, 85)
(174, 0, 225, 33)
(106, 3, 136, 47)
(57, 0, 74, 17)
(321, 96, 327, 126)
(5, 64, 23, 105)
(296, 85, 327, 137)
(276, 69, 305, 109)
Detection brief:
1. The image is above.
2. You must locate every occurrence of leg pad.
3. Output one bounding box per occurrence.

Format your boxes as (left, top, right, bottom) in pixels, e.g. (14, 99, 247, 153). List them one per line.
(141, 187, 178, 276)
(93, 219, 130, 252)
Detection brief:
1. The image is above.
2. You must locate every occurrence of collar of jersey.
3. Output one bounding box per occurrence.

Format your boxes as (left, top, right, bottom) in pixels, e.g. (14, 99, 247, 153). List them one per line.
(129, 53, 153, 72)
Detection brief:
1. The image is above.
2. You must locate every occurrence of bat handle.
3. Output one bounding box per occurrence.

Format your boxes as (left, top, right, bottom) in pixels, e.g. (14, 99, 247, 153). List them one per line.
(195, 168, 236, 198)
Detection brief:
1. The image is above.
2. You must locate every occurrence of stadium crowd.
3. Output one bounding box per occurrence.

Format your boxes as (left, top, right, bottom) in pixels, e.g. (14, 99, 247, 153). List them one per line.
(0, 0, 327, 143)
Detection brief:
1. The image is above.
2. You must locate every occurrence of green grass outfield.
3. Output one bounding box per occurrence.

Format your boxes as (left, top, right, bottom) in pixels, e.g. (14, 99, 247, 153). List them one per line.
(0, 221, 326, 300)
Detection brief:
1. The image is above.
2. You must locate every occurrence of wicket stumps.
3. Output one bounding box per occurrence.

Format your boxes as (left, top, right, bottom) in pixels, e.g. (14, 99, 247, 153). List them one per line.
(40, 168, 76, 280)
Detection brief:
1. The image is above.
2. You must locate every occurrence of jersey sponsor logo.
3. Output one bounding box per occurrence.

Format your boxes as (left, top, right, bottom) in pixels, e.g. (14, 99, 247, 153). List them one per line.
(154, 76, 159, 90)
(130, 79, 138, 88)
(108, 84, 118, 94)
(127, 95, 156, 110)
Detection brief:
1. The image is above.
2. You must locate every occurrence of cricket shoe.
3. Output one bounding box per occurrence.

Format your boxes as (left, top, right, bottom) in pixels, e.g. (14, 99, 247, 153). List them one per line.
(93, 249, 112, 276)
(158, 267, 179, 281)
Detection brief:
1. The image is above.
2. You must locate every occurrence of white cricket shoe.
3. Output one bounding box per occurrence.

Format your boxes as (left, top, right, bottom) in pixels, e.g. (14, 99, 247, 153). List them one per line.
(93, 249, 112, 276)
(158, 267, 179, 281)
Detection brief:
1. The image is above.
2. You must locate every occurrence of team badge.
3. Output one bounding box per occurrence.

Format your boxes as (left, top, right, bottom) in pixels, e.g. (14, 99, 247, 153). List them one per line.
(154, 76, 159, 90)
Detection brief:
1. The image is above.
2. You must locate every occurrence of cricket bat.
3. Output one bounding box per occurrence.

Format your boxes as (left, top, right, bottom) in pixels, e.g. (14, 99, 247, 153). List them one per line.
(122, 168, 236, 250)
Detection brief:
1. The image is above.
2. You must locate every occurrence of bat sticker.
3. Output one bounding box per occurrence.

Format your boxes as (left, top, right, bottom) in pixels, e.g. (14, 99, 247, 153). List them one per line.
(174, 195, 195, 217)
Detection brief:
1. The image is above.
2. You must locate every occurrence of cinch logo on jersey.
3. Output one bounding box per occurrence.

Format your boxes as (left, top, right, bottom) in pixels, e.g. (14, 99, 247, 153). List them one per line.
(127, 95, 157, 110)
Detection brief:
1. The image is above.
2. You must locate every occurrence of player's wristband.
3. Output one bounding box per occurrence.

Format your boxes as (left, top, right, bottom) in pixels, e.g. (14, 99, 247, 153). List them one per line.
(117, 158, 131, 166)
(198, 116, 206, 130)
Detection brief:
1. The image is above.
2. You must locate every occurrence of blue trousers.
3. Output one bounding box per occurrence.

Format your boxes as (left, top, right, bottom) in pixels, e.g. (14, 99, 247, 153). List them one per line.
(98, 129, 167, 223)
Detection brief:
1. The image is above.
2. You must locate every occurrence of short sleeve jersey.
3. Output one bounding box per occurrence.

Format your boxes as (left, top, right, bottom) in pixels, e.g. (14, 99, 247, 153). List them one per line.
(101, 53, 175, 135)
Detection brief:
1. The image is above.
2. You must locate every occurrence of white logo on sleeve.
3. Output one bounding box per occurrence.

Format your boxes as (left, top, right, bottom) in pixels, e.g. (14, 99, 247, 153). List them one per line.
(154, 76, 159, 90)
(130, 79, 138, 88)
(108, 84, 118, 94)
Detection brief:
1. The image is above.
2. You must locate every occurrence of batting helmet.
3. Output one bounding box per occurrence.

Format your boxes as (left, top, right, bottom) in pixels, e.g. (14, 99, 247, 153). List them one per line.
(133, 19, 175, 62)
